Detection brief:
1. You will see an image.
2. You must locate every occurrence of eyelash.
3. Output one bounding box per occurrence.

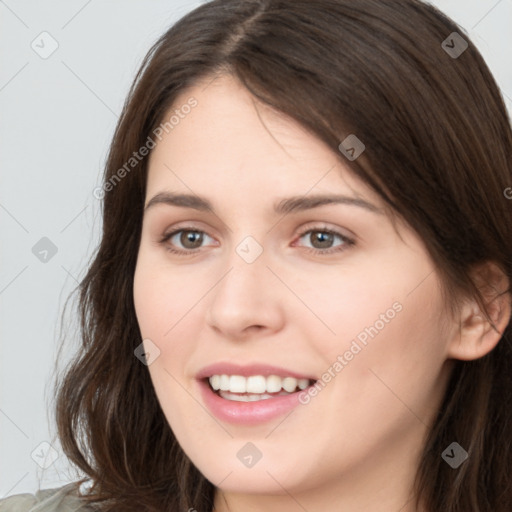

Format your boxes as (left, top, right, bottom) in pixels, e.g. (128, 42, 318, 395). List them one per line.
(158, 226, 355, 256)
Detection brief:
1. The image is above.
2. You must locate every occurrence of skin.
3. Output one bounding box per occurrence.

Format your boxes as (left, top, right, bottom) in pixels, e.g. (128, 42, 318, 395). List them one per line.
(133, 74, 510, 512)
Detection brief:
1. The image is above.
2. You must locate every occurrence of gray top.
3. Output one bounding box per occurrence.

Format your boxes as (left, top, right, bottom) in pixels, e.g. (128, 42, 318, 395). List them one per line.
(0, 483, 96, 512)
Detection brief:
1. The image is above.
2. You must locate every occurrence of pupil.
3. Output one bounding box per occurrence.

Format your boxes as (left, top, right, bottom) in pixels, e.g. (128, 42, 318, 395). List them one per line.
(181, 231, 203, 248)
(312, 231, 333, 248)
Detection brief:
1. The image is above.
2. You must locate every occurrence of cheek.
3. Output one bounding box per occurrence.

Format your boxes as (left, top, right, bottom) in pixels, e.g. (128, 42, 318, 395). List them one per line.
(133, 253, 220, 409)
(133, 259, 205, 431)
(133, 252, 207, 338)
(302, 261, 448, 402)
(292, 264, 406, 363)
(324, 277, 448, 431)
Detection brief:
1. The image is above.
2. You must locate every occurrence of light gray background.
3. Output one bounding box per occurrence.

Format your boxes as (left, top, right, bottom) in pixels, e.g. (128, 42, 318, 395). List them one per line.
(1, 0, 511, 498)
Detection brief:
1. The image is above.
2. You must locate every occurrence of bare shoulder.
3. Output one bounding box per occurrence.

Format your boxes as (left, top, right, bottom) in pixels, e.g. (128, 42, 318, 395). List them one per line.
(0, 483, 97, 512)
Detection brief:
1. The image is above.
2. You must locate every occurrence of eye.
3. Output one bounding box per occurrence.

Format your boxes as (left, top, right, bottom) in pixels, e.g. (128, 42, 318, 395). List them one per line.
(295, 228, 354, 255)
(158, 225, 354, 256)
(159, 228, 216, 254)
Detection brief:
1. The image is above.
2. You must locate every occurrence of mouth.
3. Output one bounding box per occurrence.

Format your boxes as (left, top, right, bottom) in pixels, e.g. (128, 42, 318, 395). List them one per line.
(205, 374, 317, 402)
(196, 363, 319, 424)
(197, 372, 318, 424)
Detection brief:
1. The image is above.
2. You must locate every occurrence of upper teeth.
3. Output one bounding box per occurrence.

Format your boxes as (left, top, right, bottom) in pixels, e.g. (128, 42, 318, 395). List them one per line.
(208, 374, 311, 394)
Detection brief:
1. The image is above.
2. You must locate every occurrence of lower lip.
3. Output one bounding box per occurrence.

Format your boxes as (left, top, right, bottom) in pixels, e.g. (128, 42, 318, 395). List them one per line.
(198, 379, 311, 425)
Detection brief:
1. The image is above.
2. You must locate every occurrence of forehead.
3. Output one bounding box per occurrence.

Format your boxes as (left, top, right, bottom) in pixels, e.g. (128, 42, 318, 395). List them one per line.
(146, 74, 382, 210)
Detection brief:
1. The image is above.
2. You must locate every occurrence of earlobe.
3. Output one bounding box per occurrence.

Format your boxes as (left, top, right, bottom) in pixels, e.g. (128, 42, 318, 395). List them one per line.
(447, 262, 511, 361)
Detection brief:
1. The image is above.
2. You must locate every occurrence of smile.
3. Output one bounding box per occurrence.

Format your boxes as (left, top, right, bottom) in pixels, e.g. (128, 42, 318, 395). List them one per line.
(208, 374, 313, 401)
(196, 362, 318, 423)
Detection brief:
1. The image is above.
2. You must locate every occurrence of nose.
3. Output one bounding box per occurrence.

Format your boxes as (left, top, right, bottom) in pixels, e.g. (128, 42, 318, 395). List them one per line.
(205, 245, 286, 340)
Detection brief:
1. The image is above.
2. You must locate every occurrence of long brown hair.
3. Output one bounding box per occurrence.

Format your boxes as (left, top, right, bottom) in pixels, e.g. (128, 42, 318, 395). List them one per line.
(53, 0, 512, 510)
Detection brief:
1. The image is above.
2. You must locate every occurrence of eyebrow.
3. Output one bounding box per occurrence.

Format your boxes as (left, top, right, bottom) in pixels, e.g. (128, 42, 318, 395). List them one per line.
(144, 192, 384, 215)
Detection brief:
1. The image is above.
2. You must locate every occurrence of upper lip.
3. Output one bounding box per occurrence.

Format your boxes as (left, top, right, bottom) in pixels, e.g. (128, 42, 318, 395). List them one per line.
(196, 362, 318, 381)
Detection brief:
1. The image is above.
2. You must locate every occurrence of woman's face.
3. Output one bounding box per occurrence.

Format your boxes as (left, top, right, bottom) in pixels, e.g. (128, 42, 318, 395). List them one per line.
(133, 74, 457, 507)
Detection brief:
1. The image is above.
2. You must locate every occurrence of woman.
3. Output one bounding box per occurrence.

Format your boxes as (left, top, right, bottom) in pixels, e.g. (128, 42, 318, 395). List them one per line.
(2, 0, 511, 510)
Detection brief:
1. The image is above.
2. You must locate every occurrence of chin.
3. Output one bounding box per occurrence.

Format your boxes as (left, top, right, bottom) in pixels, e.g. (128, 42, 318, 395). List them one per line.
(192, 449, 316, 495)
(204, 466, 298, 494)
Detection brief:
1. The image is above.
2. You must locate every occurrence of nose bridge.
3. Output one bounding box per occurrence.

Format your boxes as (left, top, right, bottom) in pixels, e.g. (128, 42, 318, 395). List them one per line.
(217, 234, 270, 303)
(234, 234, 265, 267)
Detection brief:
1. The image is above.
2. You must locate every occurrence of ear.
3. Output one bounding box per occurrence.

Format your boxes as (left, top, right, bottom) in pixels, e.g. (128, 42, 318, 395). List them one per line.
(447, 261, 511, 361)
